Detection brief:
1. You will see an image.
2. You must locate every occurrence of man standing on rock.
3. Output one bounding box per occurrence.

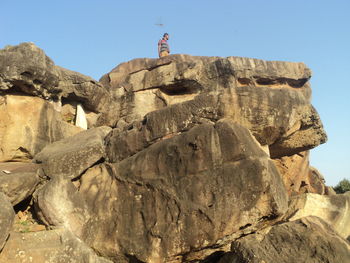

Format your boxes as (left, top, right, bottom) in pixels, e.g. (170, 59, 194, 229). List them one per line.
(158, 33, 170, 58)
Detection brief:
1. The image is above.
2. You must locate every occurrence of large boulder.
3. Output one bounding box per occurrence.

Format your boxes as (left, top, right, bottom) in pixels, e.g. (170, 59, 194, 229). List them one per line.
(56, 66, 115, 114)
(105, 91, 325, 164)
(100, 55, 312, 103)
(0, 42, 60, 98)
(0, 228, 113, 263)
(0, 192, 15, 251)
(101, 55, 327, 158)
(79, 119, 288, 262)
(33, 176, 91, 239)
(105, 93, 221, 163)
(55, 66, 119, 127)
(34, 126, 112, 179)
(284, 192, 350, 240)
(0, 162, 41, 205)
(0, 95, 83, 162)
(218, 216, 350, 263)
(0, 42, 118, 127)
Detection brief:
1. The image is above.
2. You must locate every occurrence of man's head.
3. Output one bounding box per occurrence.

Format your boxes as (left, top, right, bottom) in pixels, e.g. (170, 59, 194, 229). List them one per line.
(163, 33, 169, 40)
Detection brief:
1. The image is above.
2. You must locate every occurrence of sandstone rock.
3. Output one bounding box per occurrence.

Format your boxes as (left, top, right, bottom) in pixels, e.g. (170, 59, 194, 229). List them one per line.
(302, 166, 326, 194)
(268, 105, 327, 158)
(273, 151, 326, 195)
(0, 228, 113, 263)
(100, 55, 312, 101)
(0, 162, 41, 205)
(105, 93, 220, 163)
(220, 88, 325, 158)
(34, 176, 90, 238)
(273, 151, 310, 195)
(105, 87, 326, 163)
(101, 55, 326, 158)
(0, 95, 83, 162)
(218, 216, 350, 263)
(0, 44, 331, 262)
(284, 192, 350, 240)
(100, 54, 313, 122)
(56, 66, 116, 115)
(0, 192, 15, 251)
(34, 126, 112, 179)
(0, 43, 117, 128)
(80, 119, 288, 262)
(0, 42, 60, 98)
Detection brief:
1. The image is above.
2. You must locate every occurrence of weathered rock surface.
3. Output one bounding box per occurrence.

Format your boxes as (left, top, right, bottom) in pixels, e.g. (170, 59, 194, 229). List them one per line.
(218, 216, 350, 263)
(57, 66, 114, 114)
(0, 43, 113, 110)
(306, 166, 327, 194)
(80, 119, 288, 262)
(0, 42, 118, 128)
(0, 95, 83, 162)
(0, 43, 333, 263)
(0, 42, 60, 98)
(273, 151, 327, 195)
(0, 192, 15, 251)
(34, 176, 90, 238)
(0, 228, 113, 263)
(0, 162, 41, 205)
(284, 192, 350, 240)
(34, 126, 112, 179)
(105, 93, 221, 163)
(105, 91, 325, 164)
(101, 55, 327, 158)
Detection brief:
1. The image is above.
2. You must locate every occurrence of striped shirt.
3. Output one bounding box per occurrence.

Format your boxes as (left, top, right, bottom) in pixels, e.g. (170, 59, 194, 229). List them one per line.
(158, 38, 170, 53)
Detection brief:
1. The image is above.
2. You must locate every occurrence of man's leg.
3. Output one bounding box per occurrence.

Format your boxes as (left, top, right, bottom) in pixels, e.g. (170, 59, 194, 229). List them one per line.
(160, 51, 169, 57)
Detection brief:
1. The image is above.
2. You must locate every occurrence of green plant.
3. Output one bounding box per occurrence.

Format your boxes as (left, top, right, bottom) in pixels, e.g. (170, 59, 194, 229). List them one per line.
(20, 227, 30, 233)
(333, 178, 350, 194)
(19, 220, 30, 226)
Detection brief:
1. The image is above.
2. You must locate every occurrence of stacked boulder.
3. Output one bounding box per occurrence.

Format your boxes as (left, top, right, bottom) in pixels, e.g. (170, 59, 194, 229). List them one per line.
(0, 43, 348, 263)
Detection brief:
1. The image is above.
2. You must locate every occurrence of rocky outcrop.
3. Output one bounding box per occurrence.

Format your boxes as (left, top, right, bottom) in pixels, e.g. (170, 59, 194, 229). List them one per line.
(0, 95, 83, 162)
(0, 43, 115, 113)
(80, 120, 288, 262)
(34, 126, 112, 179)
(56, 66, 116, 115)
(0, 192, 15, 251)
(284, 192, 350, 240)
(0, 43, 60, 98)
(218, 216, 350, 263)
(0, 228, 113, 263)
(0, 43, 118, 130)
(0, 43, 336, 263)
(0, 162, 41, 205)
(101, 55, 326, 158)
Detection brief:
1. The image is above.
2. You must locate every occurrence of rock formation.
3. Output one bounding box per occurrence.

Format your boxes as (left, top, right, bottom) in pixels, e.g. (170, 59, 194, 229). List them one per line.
(80, 120, 288, 262)
(0, 42, 348, 263)
(0, 192, 15, 251)
(284, 192, 350, 240)
(218, 216, 350, 263)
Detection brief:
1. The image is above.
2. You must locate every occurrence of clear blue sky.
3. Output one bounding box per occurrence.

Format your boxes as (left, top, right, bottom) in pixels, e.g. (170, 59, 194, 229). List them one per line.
(1, 0, 349, 186)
